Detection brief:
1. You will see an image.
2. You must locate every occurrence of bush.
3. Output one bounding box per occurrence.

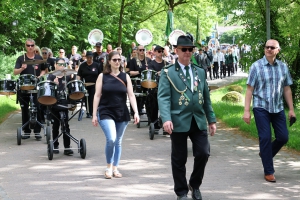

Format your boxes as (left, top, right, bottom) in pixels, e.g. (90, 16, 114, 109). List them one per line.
(227, 85, 243, 93)
(221, 91, 243, 103)
(0, 51, 23, 80)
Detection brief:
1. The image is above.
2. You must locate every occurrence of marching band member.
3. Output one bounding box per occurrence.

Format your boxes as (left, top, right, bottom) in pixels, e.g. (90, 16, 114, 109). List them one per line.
(41, 47, 55, 72)
(148, 45, 169, 130)
(93, 42, 107, 65)
(47, 58, 73, 155)
(67, 45, 82, 71)
(77, 51, 102, 118)
(116, 47, 127, 72)
(13, 38, 46, 140)
(129, 45, 152, 114)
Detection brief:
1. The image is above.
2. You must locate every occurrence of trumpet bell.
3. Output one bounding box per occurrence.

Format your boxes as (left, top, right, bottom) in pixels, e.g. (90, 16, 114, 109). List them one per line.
(88, 29, 104, 46)
(135, 29, 153, 45)
(168, 30, 185, 46)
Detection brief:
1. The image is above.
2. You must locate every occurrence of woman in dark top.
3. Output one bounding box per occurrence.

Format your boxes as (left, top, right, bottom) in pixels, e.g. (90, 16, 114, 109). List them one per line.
(92, 51, 139, 179)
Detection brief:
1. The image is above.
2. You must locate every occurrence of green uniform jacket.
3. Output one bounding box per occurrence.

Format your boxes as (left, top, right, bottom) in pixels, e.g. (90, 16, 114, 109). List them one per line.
(157, 61, 216, 132)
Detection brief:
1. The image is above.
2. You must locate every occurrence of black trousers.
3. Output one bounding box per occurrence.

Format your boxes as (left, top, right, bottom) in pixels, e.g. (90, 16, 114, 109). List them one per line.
(146, 89, 159, 128)
(227, 63, 233, 77)
(51, 106, 70, 148)
(85, 85, 95, 114)
(18, 91, 42, 133)
(170, 117, 210, 196)
(207, 67, 212, 80)
(213, 62, 219, 79)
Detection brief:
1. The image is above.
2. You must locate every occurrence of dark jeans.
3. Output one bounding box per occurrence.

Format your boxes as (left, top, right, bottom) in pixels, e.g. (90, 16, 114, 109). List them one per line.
(253, 108, 288, 175)
(170, 117, 210, 196)
(51, 107, 70, 148)
(18, 92, 42, 133)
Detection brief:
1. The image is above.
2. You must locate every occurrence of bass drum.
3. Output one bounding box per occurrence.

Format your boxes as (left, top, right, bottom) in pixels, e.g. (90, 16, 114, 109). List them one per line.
(37, 81, 57, 105)
(141, 69, 157, 89)
(0, 80, 16, 95)
(67, 80, 85, 100)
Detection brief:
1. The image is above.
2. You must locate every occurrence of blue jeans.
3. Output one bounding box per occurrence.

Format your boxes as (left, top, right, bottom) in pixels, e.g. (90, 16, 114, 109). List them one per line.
(253, 108, 289, 175)
(97, 114, 128, 166)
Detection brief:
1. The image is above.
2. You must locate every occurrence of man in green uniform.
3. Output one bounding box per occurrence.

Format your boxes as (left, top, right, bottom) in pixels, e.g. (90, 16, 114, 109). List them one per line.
(158, 35, 217, 200)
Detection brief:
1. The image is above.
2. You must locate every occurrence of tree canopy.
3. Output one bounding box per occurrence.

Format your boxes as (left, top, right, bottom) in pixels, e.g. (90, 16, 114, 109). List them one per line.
(0, 0, 219, 55)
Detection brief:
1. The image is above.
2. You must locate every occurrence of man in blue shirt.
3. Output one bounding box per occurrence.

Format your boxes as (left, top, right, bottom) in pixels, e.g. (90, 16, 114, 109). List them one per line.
(243, 39, 296, 183)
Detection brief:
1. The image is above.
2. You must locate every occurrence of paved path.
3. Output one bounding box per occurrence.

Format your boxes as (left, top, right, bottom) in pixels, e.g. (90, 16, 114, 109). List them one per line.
(0, 70, 299, 200)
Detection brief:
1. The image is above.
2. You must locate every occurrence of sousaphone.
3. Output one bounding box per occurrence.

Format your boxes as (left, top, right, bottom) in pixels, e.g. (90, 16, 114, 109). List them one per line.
(168, 29, 185, 46)
(88, 29, 104, 46)
(135, 29, 153, 45)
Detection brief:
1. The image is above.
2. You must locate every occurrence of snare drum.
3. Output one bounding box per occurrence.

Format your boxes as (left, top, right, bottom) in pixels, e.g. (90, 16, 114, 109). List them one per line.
(141, 69, 157, 88)
(131, 77, 142, 93)
(0, 80, 16, 95)
(18, 74, 37, 90)
(37, 81, 57, 105)
(67, 80, 85, 100)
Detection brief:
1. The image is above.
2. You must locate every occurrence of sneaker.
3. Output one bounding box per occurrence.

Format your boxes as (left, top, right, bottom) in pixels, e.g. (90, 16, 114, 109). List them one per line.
(53, 146, 59, 154)
(86, 113, 91, 118)
(64, 147, 74, 155)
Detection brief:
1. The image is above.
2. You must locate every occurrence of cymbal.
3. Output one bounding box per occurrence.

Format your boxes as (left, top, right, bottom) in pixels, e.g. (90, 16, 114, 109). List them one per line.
(22, 59, 47, 65)
(84, 82, 95, 86)
(50, 69, 76, 76)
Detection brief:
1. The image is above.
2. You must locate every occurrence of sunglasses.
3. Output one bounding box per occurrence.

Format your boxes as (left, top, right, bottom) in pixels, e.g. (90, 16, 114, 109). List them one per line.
(57, 63, 66, 66)
(26, 44, 34, 47)
(59, 52, 64, 53)
(35, 51, 39, 53)
(42, 52, 48, 55)
(139, 49, 145, 52)
(157, 50, 163, 53)
(112, 58, 121, 62)
(265, 46, 278, 50)
(178, 47, 193, 52)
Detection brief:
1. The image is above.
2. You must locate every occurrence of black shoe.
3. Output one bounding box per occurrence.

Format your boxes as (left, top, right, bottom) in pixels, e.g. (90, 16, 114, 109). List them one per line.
(64, 147, 74, 155)
(177, 194, 188, 200)
(86, 113, 91, 118)
(188, 184, 202, 200)
(22, 133, 30, 139)
(53, 146, 59, 154)
(34, 133, 42, 141)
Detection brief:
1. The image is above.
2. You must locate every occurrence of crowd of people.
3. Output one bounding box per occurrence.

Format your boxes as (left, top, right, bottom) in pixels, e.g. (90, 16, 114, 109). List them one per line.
(12, 37, 295, 200)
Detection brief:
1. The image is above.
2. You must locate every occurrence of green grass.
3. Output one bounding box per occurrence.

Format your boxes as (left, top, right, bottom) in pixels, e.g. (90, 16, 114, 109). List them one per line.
(0, 95, 20, 124)
(210, 78, 300, 152)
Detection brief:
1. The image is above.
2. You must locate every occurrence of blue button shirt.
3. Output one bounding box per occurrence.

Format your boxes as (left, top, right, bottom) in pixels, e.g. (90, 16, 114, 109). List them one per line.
(247, 56, 293, 113)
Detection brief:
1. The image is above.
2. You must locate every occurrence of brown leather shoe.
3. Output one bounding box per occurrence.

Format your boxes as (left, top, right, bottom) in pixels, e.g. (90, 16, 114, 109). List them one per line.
(265, 174, 276, 182)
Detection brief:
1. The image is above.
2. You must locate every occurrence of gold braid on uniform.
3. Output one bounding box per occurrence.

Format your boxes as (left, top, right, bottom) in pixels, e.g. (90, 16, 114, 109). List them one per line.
(164, 68, 189, 106)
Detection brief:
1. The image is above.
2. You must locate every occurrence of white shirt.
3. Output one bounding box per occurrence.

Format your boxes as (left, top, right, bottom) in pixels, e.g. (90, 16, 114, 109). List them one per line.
(178, 61, 194, 89)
